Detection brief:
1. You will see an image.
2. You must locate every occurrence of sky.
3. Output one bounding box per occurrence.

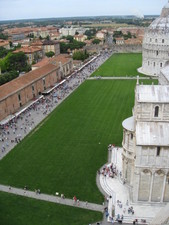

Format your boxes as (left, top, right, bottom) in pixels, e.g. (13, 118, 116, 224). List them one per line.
(0, 0, 167, 21)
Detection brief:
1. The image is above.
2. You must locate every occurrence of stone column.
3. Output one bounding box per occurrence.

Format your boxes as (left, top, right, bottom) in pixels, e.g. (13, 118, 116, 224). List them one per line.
(149, 171, 154, 202)
(161, 174, 167, 203)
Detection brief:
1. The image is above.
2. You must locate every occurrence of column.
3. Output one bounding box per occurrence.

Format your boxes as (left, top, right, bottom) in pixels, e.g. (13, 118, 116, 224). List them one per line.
(148, 172, 154, 202)
(161, 174, 167, 203)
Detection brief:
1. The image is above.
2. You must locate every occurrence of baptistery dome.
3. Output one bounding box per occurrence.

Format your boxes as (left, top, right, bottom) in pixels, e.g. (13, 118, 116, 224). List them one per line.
(138, 1, 169, 76)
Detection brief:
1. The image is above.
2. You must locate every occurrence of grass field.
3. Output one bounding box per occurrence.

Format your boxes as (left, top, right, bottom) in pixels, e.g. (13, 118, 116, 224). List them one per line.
(0, 192, 102, 225)
(91, 53, 145, 77)
(81, 23, 132, 28)
(0, 79, 157, 205)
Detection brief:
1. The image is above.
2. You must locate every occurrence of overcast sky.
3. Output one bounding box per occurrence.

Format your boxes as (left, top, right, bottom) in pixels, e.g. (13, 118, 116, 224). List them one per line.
(0, 0, 167, 21)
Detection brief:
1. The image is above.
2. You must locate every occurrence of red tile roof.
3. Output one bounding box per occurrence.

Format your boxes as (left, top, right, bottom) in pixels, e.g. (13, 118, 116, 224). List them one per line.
(13, 46, 42, 54)
(33, 54, 71, 68)
(0, 64, 58, 101)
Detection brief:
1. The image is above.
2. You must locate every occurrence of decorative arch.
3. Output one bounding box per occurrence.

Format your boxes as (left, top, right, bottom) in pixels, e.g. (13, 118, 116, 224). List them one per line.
(155, 169, 165, 175)
(142, 169, 152, 175)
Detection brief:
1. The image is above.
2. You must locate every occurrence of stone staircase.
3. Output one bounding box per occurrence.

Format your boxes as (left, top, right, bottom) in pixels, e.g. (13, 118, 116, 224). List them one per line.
(100, 174, 153, 224)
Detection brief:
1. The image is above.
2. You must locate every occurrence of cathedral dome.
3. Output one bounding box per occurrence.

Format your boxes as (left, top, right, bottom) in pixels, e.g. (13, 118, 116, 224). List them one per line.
(138, 1, 169, 76)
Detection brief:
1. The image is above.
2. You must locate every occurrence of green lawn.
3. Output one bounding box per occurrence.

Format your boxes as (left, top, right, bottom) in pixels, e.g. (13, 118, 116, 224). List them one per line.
(0, 192, 102, 225)
(92, 53, 145, 77)
(0, 80, 157, 204)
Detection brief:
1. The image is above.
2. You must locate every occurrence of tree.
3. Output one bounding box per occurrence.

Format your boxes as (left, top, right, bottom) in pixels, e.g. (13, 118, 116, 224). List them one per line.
(0, 33, 8, 40)
(46, 35, 50, 40)
(73, 50, 89, 61)
(113, 31, 123, 38)
(85, 29, 97, 39)
(0, 47, 9, 58)
(0, 52, 30, 73)
(0, 71, 19, 86)
(92, 39, 101, 45)
(45, 51, 55, 58)
(27, 33, 34, 38)
(66, 35, 74, 43)
(60, 40, 86, 54)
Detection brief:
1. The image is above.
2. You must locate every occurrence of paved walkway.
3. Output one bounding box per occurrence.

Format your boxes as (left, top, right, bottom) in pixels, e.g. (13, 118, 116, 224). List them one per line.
(99, 147, 167, 224)
(0, 184, 104, 212)
(88, 76, 157, 80)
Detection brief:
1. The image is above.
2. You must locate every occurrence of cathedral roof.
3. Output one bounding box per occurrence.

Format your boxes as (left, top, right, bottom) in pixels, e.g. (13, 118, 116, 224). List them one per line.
(122, 116, 134, 132)
(136, 122, 169, 146)
(160, 64, 169, 81)
(136, 85, 169, 103)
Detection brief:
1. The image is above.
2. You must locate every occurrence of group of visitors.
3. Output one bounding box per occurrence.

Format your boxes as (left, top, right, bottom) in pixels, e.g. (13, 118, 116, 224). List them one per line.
(101, 162, 118, 178)
(0, 50, 113, 159)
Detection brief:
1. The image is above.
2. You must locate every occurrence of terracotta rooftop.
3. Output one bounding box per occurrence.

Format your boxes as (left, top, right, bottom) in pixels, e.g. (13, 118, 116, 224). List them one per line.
(13, 46, 42, 54)
(43, 40, 59, 45)
(0, 39, 9, 47)
(53, 54, 71, 64)
(0, 63, 58, 101)
(124, 38, 142, 45)
(33, 54, 71, 68)
(31, 40, 43, 47)
(33, 58, 51, 68)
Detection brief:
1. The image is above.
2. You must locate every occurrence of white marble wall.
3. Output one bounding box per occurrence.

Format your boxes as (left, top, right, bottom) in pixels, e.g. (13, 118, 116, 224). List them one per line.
(134, 97, 169, 122)
(141, 29, 169, 76)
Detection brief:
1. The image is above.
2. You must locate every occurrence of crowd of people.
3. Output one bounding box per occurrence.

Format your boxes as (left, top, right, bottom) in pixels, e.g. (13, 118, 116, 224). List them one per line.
(0, 50, 113, 159)
(100, 163, 118, 178)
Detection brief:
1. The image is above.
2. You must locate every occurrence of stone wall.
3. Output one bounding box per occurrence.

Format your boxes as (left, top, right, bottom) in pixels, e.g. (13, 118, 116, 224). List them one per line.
(84, 44, 142, 53)
(112, 44, 142, 53)
(134, 101, 169, 122)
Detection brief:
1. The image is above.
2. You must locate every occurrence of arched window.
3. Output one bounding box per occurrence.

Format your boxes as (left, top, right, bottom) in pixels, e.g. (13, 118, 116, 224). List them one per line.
(156, 51, 158, 56)
(162, 39, 164, 43)
(154, 106, 159, 117)
(160, 63, 162, 67)
(156, 146, 161, 156)
(131, 133, 133, 140)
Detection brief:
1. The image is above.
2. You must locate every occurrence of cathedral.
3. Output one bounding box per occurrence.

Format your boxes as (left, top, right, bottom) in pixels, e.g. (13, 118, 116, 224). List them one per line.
(122, 1, 169, 203)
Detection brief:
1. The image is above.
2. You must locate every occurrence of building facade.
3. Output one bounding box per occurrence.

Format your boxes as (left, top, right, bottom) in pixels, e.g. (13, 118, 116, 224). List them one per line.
(122, 81, 169, 203)
(42, 40, 60, 56)
(138, 1, 169, 76)
(32, 54, 73, 78)
(14, 46, 43, 64)
(0, 64, 60, 121)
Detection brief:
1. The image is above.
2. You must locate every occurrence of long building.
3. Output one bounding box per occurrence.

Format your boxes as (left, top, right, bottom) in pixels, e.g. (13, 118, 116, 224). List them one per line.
(0, 63, 60, 121)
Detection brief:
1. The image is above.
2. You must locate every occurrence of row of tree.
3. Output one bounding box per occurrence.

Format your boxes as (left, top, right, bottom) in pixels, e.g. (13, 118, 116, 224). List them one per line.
(73, 50, 89, 61)
(0, 51, 31, 85)
(113, 31, 136, 40)
(0, 52, 31, 73)
(0, 70, 19, 85)
(60, 35, 86, 53)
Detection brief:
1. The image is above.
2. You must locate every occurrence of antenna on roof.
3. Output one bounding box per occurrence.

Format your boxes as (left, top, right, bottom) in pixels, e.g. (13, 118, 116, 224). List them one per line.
(136, 75, 139, 85)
